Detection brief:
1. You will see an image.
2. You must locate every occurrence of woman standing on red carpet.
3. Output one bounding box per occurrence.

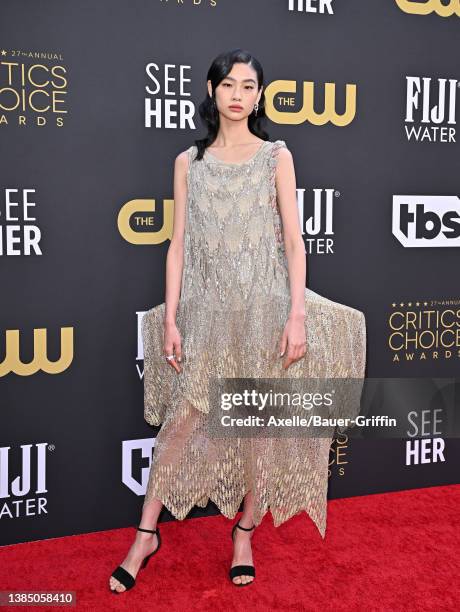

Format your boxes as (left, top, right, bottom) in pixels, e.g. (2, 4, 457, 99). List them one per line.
(109, 48, 366, 593)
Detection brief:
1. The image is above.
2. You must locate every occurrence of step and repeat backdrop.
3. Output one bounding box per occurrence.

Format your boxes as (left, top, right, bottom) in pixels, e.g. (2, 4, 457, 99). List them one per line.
(1, 0, 459, 546)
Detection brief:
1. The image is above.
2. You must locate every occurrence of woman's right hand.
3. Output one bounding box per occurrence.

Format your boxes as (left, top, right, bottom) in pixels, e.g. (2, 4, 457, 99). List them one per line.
(163, 321, 182, 373)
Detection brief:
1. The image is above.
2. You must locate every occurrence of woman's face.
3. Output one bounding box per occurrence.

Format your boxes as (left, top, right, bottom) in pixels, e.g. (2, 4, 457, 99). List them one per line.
(208, 62, 262, 121)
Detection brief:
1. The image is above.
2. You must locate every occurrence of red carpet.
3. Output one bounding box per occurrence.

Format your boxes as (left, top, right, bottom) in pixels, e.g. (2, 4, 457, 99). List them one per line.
(1, 484, 459, 611)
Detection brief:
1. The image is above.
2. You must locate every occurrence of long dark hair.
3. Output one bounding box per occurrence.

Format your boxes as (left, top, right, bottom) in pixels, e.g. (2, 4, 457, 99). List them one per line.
(193, 49, 269, 161)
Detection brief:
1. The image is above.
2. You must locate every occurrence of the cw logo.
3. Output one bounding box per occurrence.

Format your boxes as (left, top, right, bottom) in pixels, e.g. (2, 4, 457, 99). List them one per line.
(396, 0, 460, 17)
(0, 328, 74, 376)
(264, 79, 356, 126)
(118, 199, 174, 244)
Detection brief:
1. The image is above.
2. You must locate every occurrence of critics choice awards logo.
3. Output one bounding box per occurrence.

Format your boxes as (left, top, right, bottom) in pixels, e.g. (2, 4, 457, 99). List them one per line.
(388, 299, 460, 362)
(0, 49, 68, 127)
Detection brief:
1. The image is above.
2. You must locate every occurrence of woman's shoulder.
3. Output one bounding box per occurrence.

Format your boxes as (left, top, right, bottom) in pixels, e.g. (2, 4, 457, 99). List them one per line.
(175, 144, 196, 163)
(271, 139, 288, 151)
(173, 147, 195, 178)
(268, 140, 292, 166)
(176, 144, 195, 159)
(178, 144, 199, 168)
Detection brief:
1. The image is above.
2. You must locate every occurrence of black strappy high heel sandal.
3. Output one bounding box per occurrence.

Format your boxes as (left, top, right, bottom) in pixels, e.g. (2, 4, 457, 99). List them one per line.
(229, 521, 256, 586)
(110, 525, 161, 593)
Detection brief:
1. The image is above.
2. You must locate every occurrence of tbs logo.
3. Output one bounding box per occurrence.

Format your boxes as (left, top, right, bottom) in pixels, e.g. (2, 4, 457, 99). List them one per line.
(392, 195, 460, 247)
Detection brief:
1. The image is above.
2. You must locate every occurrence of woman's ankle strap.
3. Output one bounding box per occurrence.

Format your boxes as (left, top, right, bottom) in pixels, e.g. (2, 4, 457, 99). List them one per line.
(136, 525, 158, 534)
(237, 522, 255, 531)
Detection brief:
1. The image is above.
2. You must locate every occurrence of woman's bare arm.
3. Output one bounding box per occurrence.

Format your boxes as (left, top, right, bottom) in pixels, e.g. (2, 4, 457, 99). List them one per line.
(164, 150, 189, 326)
(275, 146, 306, 320)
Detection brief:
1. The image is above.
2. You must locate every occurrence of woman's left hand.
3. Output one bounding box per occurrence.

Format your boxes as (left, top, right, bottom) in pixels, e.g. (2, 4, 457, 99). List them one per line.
(279, 315, 307, 370)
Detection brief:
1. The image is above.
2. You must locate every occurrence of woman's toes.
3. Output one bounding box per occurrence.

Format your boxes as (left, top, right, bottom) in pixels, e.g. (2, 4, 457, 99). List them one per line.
(233, 576, 242, 585)
(109, 577, 125, 593)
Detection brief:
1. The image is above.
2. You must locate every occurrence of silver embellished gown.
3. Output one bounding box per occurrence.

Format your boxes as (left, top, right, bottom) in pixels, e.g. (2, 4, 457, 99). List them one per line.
(141, 140, 367, 538)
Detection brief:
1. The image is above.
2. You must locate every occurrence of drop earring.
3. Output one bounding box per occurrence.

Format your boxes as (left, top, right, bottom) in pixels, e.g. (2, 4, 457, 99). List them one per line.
(253, 102, 259, 116)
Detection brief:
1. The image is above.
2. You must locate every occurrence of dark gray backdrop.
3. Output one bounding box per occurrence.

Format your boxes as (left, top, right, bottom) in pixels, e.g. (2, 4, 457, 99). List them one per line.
(1, 0, 459, 546)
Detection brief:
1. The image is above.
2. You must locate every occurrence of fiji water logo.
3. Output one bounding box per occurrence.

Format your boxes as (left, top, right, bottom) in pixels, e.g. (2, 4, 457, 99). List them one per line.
(0, 443, 51, 519)
(404, 76, 459, 142)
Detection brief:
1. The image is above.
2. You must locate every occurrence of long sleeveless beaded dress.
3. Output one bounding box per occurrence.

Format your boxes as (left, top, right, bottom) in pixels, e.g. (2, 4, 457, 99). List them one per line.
(141, 140, 366, 538)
